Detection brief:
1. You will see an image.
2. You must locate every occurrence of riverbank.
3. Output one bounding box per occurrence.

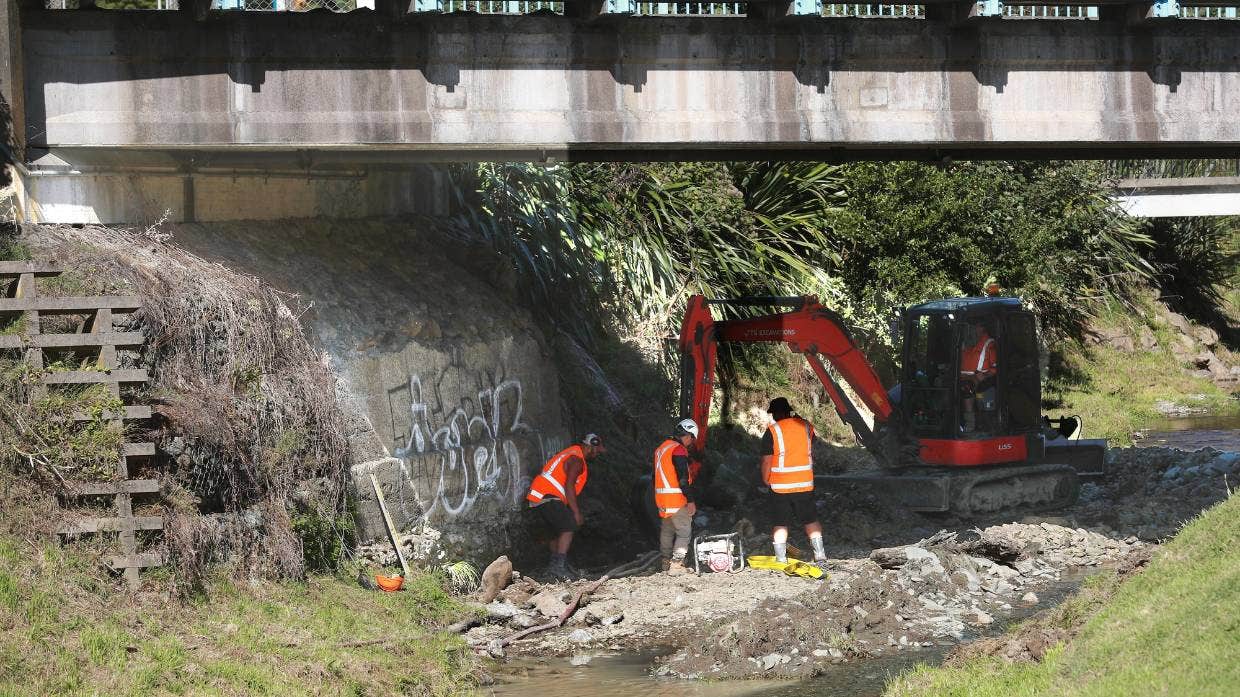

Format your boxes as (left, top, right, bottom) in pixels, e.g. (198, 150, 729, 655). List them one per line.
(884, 490, 1240, 697)
(0, 476, 480, 696)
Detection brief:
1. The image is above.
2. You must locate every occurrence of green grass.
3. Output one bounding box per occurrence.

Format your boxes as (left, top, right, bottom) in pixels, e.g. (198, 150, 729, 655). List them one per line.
(1043, 294, 1239, 444)
(1046, 342, 1238, 444)
(885, 493, 1240, 697)
(0, 535, 478, 696)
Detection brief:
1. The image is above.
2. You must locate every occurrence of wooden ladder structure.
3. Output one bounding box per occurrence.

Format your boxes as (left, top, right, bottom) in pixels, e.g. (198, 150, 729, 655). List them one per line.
(0, 261, 162, 587)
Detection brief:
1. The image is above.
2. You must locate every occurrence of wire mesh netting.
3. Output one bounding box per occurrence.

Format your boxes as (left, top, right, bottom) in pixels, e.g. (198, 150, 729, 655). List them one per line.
(438, 1, 563, 10)
(634, 2, 746, 13)
(210, 0, 371, 9)
(823, 4, 922, 16)
(1003, 4, 1097, 17)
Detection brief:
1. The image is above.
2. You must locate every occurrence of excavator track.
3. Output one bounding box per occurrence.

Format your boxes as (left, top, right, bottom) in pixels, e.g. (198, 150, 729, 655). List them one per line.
(820, 463, 1080, 518)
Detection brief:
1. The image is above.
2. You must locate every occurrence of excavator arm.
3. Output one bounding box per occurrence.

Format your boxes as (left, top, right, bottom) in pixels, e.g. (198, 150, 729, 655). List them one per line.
(679, 295, 895, 463)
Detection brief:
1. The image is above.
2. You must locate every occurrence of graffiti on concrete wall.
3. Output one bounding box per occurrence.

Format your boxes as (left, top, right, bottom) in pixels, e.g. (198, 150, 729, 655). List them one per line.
(388, 363, 562, 520)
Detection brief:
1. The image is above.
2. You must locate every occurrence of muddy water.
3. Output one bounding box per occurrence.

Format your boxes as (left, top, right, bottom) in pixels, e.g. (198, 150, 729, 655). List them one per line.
(1137, 414, 1240, 452)
(486, 576, 1086, 697)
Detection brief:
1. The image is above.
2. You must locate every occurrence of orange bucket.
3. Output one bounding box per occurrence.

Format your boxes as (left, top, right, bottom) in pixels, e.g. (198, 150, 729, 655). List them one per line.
(375, 574, 404, 592)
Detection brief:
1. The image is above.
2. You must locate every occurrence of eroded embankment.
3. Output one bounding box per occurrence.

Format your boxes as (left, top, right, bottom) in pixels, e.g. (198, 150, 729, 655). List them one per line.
(465, 445, 1238, 680)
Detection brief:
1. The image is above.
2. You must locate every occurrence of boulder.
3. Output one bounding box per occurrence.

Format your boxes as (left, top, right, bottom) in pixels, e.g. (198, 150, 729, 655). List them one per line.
(476, 555, 514, 604)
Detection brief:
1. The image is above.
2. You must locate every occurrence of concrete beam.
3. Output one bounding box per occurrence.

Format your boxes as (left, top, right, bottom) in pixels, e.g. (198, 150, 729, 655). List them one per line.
(17, 11, 1240, 161)
(1116, 176, 1240, 216)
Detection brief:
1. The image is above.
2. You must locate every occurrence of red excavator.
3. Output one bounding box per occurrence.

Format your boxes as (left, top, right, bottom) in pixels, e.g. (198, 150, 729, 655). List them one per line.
(679, 295, 1106, 516)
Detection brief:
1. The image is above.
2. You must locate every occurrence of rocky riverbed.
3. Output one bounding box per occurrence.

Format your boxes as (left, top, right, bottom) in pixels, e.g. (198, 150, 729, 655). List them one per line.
(463, 444, 1237, 680)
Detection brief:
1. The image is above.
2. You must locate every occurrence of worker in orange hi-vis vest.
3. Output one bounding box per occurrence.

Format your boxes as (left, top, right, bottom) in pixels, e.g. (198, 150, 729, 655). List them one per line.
(761, 397, 827, 565)
(652, 418, 701, 575)
(526, 434, 606, 581)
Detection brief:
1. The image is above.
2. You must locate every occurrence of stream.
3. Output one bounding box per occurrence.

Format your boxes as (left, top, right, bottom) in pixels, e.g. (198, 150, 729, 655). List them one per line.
(1136, 414, 1240, 452)
(484, 417, 1239, 697)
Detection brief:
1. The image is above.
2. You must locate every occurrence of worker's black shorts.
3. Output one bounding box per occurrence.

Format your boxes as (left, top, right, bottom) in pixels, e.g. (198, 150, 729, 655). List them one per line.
(770, 490, 818, 528)
(531, 499, 579, 535)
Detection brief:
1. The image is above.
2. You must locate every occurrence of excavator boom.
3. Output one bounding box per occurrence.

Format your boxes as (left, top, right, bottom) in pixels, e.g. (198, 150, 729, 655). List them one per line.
(679, 295, 892, 460)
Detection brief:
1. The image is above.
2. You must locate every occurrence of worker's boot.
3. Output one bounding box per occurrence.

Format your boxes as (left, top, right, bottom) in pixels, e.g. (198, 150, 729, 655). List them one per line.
(666, 558, 692, 576)
(546, 553, 572, 582)
(660, 557, 672, 572)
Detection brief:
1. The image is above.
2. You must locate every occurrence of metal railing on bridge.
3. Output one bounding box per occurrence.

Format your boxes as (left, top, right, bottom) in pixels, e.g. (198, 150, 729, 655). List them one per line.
(44, 0, 1240, 17)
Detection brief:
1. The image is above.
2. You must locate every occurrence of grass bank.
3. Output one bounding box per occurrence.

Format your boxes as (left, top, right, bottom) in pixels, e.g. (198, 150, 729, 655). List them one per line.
(1045, 296, 1238, 444)
(0, 533, 478, 696)
(885, 492, 1240, 697)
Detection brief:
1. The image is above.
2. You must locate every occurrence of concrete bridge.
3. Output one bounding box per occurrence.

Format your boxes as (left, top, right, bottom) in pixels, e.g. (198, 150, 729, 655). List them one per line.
(4, 5, 1240, 222)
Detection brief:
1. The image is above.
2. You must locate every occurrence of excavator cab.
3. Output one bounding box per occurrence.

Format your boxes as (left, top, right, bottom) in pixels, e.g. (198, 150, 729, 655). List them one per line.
(898, 298, 1043, 464)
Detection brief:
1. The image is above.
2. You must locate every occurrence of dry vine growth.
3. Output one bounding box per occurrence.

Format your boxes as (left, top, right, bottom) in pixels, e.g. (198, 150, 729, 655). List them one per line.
(41, 224, 353, 587)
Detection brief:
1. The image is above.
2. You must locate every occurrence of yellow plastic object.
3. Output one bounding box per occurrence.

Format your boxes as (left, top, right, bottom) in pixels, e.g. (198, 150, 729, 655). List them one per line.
(746, 555, 825, 579)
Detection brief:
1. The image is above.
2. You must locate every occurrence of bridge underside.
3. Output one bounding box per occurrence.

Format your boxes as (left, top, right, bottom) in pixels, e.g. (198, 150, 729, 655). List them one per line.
(16, 11, 1240, 166)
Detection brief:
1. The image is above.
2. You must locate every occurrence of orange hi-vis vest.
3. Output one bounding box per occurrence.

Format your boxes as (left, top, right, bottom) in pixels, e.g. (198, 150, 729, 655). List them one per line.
(526, 445, 588, 506)
(653, 438, 691, 518)
(766, 417, 814, 494)
(961, 334, 997, 376)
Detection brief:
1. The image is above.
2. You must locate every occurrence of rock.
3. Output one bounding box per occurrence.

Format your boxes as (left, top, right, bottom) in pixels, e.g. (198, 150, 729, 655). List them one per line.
(530, 590, 570, 618)
(972, 610, 994, 625)
(1164, 311, 1193, 336)
(570, 610, 602, 627)
(1183, 466, 1201, 478)
(568, 629, 593, 644)
(1021, 592, 1039, 604)
(510, 613, 540, 629)
(1138, 326, 1158, 350)
(871, 545, 938, 569)
(1163, 466, 1183, 481)
(812, 649, 832, 658)
(760, 653, 789, 670)
(601, 613, 625, 626)
(569, 654, 592, 666)
(1192, 324, 1220, 348)
(476, 555, 514, 604)
(828, 648, 844, 658)
(484, 601, 519, 621)
(486, 639, 505, 659)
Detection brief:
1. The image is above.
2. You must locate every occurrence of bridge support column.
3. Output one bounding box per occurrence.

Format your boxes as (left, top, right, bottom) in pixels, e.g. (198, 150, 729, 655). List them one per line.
(924, 0, 1004, 21)
(1097, 1, 1181, 23)
(375, 0, 411, 18)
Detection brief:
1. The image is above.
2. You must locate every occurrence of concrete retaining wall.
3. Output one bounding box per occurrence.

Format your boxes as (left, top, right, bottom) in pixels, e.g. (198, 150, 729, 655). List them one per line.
(162, 219, 571, 564)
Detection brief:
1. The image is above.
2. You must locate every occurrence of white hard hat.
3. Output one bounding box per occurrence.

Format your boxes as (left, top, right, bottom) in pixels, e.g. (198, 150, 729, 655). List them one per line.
(582, 433, 603, 447)
(675, 418, 700, 439)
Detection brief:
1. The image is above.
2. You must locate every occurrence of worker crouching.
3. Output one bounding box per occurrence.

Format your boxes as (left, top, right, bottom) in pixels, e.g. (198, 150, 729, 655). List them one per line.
(654, 418, 701, 575)
(526, 434, 606, 581)
(762, 398, 828, 565)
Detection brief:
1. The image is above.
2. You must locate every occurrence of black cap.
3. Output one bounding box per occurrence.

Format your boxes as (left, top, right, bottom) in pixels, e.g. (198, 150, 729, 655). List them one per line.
(767, 397, 792, 414)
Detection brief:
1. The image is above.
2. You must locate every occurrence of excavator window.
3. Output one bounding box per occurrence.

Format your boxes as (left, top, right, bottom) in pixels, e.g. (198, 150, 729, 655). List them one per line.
(1001, 312, 1042, 432)
(902, 313, 955, 437)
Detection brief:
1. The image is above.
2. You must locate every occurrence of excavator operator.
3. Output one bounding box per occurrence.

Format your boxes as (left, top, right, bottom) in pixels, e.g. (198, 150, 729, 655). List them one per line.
(761, 398, 828, 565)
(959, 320, 999, 432)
